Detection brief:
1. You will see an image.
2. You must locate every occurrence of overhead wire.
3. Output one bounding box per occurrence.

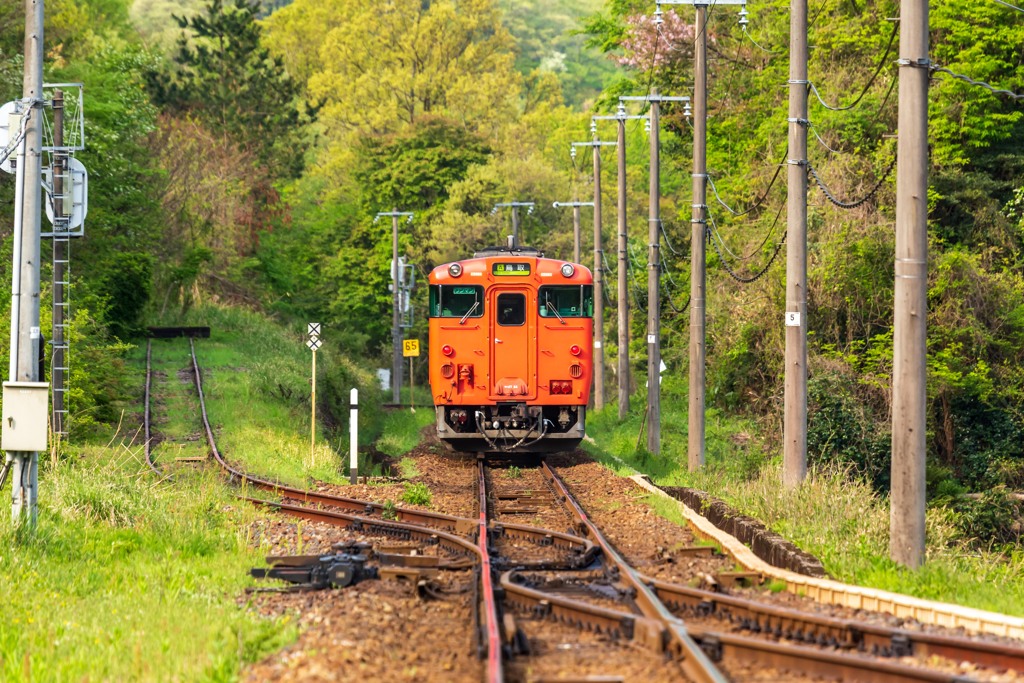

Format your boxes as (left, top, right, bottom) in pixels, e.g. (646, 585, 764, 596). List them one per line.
(808, 19, 898, 111)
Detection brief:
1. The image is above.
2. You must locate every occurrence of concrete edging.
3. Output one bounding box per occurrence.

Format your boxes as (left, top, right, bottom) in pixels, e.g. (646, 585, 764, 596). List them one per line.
(629, 473, 1024, 640)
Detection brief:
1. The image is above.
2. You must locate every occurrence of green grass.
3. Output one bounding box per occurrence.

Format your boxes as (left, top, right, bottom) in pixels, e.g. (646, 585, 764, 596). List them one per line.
(375, 408, 434, 459)
(585, 395, 1024, 618)
(0, 303, 404, 681)
(0, 442, 295, 682)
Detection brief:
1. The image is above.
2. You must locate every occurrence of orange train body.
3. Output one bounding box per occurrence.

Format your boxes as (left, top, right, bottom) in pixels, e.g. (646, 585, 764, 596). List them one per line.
(428, 245, 594, 453)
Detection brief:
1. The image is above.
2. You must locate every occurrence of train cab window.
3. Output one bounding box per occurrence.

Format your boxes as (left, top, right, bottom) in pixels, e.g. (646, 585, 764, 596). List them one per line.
(496, 293, 526, 326)
(430, 285, 484, 318)
(539, 286, 594, 318)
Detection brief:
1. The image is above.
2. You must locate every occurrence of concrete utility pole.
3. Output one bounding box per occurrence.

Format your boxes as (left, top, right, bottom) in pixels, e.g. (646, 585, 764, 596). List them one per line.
(572, 138, 617, 413)
(658, 0, 742, 469)
(9, 0, 45, 526)
(621, 92, 689, 455)
(784, 0, 809, 487)
(391, 210, 401, 404)
(690, 4, 709, 471)
(593, 106, 648, 421)
(492, 202, 535, 247)
(891, 0, 929, 569)
(375, 210, 414, 405)
(552, 200, 594, 264)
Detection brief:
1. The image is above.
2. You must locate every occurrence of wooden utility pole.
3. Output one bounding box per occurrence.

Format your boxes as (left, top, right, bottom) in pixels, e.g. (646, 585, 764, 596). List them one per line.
(9, 0, 45, 527)
(891, 0, 929, 569)
(689, 3, 709, 471)
(784, 0, 809, 487)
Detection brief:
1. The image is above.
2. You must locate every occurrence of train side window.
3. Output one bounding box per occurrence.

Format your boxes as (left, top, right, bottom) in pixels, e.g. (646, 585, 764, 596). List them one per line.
(539, 286, 594, 318)
(430, 285, 484, 318)
(496, 293, 526, 326)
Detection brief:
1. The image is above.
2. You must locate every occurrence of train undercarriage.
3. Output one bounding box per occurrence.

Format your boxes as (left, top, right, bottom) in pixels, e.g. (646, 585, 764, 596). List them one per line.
(436, 403, 586, 453)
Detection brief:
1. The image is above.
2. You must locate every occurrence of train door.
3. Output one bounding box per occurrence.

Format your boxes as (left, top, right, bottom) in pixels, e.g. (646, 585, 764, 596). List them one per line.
(489, 288, 535, 399)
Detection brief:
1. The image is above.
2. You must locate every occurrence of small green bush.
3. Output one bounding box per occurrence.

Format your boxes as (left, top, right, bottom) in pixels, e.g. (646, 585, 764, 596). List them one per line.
(401, 482, 432, 506)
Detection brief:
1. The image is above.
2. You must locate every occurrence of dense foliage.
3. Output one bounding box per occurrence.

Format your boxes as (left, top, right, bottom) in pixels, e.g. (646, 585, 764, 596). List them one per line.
(1, 0, 1022, 542)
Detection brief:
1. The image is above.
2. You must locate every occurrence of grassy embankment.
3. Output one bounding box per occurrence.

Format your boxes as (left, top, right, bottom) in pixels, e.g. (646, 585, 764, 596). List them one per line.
(0, 304, 413, 681)
(585, 395, 1024, 618)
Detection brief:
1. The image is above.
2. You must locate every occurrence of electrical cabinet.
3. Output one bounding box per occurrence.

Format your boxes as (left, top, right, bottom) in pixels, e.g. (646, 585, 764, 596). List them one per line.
(2, 382, 49, 452)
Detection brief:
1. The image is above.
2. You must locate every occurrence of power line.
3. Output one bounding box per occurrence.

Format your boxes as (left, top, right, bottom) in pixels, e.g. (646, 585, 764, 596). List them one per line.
(706, 152, 786, 216)
(929, 64, 1024, 100)
(990, 0, 1024, 13)
(808, 20, 898, 112)
(807, 153, 897, 209)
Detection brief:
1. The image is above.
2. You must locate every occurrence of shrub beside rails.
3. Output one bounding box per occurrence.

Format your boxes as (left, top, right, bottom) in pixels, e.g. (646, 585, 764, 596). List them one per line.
(429, 244, 594, 453)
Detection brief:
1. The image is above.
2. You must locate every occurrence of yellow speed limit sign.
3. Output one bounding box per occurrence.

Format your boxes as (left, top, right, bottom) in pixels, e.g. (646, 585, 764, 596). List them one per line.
(403, 339, 420, 357)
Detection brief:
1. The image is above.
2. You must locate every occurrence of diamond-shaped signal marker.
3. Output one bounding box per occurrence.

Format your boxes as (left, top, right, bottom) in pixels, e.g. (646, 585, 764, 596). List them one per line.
(308, 322, 321, 337)
(306, 336, 322, 351)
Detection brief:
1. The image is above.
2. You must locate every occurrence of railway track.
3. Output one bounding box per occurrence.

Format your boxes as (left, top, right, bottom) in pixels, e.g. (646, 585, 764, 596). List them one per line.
(145, 334, 1024, 682)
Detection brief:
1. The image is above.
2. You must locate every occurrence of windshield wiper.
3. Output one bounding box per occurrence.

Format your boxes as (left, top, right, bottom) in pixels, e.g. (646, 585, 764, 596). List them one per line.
(546, 297, 565, 324)
(459, 301, 480, 325)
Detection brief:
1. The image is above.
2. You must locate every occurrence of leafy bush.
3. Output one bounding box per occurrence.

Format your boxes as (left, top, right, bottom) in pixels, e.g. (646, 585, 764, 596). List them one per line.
(401, 482, 432, 506)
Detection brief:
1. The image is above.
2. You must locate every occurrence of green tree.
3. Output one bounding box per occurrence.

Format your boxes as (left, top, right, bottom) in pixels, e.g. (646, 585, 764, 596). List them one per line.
(151, 0, 306, 173)
(305, 0, 521, 140)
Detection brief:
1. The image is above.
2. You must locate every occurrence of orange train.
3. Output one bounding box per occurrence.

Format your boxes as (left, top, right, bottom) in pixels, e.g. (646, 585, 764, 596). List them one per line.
(428, 244, 594, 453)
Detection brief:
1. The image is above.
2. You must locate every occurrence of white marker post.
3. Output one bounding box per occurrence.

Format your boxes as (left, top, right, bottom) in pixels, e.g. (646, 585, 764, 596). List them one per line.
(307, 323, 321, 467)
(349, 388, 358, 484)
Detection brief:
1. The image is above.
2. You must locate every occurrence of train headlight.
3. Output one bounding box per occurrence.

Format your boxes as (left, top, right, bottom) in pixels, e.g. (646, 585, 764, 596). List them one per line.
(448, 263, 463, 277)
(569, 344, 582, 356)
(560, 263, 575, 278)
(441, 344, 455, 357)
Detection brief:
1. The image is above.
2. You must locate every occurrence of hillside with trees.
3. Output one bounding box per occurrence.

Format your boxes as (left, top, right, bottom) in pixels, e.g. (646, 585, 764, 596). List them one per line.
(1, 0, 1023, 590)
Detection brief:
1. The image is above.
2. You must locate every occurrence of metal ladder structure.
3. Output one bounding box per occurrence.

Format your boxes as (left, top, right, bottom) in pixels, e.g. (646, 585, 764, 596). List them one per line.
(40, 84, 86, 444)
(50, 227, 70, 441)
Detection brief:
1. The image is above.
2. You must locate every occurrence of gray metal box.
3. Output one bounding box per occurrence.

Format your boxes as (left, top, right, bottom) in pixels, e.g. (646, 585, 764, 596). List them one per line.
(2, 382, 49, 452)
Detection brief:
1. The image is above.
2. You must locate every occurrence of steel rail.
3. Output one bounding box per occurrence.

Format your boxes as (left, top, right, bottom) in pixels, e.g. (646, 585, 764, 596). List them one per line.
(185, 338, 505, 682)
(501, 570, 978, 683)
(476, 459, 504, 683)
(539, 461, 728, 683)
(648, 576, 1024, 672)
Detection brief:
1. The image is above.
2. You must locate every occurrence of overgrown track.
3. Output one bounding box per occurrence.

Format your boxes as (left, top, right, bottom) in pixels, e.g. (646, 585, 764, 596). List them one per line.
(145, 335, 1024, 682)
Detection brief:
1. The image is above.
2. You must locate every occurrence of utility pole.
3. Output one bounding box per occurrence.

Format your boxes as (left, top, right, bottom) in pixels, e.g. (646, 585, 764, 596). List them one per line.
(621, 92, 689, 455)
(8, 0, 45, 527)
(784, 0, 809, 487)
(375, 210, 414, 405)
(593, 106, 648, 421)
(492, 202, 535, 247)
(891, 0, 929, 569)
(690, 2, 710, 471)
(572, 137, 617, 413)
(552, 199, 594, 264)
(657, 0, 742, 470)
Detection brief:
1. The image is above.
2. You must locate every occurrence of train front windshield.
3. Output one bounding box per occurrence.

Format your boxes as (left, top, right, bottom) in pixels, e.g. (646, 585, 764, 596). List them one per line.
(430, 285, 485, 317)
(539, 285, 594, 318)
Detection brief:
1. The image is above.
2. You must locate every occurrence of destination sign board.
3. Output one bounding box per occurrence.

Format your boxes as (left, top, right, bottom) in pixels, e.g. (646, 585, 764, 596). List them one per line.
(492, 263, 531, 277)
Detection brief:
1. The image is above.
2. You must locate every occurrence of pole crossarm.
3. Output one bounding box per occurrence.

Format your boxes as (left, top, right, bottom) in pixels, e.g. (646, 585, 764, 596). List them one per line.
(592, 114, 649, 122)
(552, 201, 595, 208)
(658, 0, 745, 5)
(492, 202, 535, 211)
(620, 95, 691, 103)
(374, 211, 414, 222)
(572, 141, 618, 148)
